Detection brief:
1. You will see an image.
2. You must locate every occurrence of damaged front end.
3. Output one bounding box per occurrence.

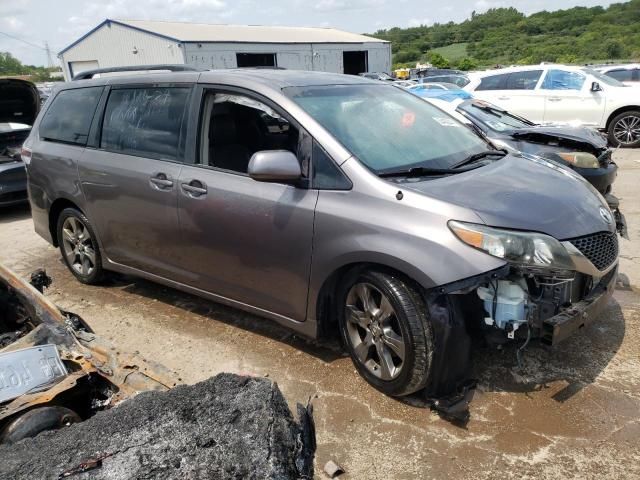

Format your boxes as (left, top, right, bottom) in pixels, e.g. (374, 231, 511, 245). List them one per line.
(0, 263, 179, 444)
(423, 222, 618, 421)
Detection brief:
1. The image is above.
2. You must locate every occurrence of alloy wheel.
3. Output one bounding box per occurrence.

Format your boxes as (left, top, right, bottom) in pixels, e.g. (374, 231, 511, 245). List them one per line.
(61, 217, 97, 277)
(345, 283, 406, 380)
(613, 114, 640, 145)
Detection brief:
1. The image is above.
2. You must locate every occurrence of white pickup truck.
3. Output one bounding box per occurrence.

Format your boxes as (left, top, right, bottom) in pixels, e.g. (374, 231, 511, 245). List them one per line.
(464, 64, 640, 147)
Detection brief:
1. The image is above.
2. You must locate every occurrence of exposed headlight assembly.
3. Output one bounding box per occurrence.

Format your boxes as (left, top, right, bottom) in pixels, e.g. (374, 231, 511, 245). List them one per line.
(556, 152, 599, 169)
(449, 221, 575, 275)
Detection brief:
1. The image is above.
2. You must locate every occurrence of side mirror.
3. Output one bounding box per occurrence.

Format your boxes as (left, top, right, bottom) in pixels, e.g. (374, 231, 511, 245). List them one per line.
(248, 150, 301, 183)
(591, 81, 602, 92)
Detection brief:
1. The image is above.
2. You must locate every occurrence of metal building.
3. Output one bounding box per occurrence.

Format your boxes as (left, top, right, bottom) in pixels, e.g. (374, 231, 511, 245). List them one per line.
(58, 19, 391, 80)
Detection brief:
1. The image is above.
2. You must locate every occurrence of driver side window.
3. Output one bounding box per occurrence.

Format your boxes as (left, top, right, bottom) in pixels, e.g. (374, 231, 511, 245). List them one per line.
(541, 69, 585, 91)
(200, 92, 304, 175)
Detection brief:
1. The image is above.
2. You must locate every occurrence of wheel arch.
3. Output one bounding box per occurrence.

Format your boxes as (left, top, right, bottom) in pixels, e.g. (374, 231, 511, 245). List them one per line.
(605, 105, 640, 130)
(48, 198, 84, 247)
(312, 256, 434, 340)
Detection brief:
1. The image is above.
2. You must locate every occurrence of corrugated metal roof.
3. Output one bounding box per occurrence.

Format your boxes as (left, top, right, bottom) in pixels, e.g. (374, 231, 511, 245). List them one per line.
(115, 19, 388, 44)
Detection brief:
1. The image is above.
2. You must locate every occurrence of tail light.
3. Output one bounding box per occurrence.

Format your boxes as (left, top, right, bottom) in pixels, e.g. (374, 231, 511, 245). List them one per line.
(21, 146, 32, 165)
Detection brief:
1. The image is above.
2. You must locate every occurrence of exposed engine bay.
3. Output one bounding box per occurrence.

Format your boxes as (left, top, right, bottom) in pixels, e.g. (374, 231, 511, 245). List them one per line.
(0, 264, 179, 444)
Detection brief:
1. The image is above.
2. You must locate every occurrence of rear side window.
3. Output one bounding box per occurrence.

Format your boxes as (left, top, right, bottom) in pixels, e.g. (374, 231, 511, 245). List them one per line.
(476, 73, 509, 91)
(101, 87, 190, 161)
(39, 87, 102, 145)
(505, 70, 542, 90)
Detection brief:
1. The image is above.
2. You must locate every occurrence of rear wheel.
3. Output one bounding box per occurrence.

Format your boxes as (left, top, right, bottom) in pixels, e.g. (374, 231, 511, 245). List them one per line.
(608, 110, 640, 148)
(337, 270, 433, 397)
(57, 208, 104, 284)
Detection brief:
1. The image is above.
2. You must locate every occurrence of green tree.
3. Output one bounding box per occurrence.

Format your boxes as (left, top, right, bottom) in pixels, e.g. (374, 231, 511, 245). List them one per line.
(456, 57, 478, 71)
(427, 52, 451, 68)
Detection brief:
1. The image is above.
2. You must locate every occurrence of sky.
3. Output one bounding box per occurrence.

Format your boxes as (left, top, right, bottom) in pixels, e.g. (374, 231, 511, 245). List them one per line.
(0, 0, 619, 67)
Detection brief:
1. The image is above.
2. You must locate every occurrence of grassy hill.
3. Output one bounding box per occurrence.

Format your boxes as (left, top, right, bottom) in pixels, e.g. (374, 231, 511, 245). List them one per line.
(430, 43, 469, 62)
(371, 0, 640, 70)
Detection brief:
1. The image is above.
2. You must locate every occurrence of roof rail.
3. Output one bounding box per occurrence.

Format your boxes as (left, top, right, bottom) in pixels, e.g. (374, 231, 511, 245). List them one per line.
(72, 64, 200, 81)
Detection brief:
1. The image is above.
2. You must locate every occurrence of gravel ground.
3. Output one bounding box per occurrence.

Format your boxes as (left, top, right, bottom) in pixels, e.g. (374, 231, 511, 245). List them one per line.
(0, 150, 638, 479)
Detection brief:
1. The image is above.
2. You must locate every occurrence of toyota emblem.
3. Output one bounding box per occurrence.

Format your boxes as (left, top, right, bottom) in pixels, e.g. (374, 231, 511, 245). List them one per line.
(599, 207, 612, 225)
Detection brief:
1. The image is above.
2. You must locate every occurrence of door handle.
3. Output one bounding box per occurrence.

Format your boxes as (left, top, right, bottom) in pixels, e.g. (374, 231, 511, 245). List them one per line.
(181, 180, 207, 197)
(149, 173, 173, 190)
(548, 97, 562, 102)
(497, 96, 510, 101)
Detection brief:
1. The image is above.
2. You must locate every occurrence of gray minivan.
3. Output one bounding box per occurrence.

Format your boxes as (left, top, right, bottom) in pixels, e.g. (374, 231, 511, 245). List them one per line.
(23, 68, 618, 414)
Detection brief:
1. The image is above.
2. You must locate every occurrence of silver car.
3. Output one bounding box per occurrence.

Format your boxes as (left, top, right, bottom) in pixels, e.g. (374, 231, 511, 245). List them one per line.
(23, 68, 618, 414)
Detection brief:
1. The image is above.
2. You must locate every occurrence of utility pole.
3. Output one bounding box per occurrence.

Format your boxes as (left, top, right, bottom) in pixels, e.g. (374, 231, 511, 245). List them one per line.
(44, 41, 54, 68)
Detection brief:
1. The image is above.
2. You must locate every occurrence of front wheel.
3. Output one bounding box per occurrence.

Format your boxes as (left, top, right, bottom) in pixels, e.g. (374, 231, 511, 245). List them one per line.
(338, 270, 434, 397)
(608, 110, 640, 148)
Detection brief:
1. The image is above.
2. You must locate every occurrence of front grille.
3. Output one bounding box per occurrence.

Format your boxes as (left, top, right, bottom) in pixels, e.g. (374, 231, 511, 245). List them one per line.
(569, 231, 618, 271)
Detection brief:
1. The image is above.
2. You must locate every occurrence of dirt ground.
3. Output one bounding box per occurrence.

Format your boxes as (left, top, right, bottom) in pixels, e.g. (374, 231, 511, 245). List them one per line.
(1, 151, 639, 479)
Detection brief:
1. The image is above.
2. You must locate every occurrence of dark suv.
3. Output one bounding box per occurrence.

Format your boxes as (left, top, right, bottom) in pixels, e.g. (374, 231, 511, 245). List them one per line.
(24, 68, 618, 415)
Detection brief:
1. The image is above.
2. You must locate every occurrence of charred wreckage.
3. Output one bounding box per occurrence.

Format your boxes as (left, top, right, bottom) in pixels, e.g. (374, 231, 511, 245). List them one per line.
(0, 263, 179, 444)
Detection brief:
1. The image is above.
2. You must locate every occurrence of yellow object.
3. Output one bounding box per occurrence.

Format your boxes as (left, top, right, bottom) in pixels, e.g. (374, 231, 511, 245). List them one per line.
(394, 68, 410, 80)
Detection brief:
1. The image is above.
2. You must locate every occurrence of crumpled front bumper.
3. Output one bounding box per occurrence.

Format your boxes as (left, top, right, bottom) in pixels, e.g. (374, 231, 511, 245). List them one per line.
(541, 265, 617, 346)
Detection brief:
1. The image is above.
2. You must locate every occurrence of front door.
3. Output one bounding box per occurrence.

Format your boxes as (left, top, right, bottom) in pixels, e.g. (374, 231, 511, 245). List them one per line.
(540, 69, 605, 126)
(78, 85, 192, 277)
(176, 89, 317, 321)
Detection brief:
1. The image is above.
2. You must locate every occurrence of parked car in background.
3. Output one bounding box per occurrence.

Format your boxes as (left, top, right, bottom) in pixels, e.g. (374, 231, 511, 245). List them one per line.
(0, 79, 39, 206)
(426, 97, 626, 237)
(358, 72, 395, 81)
(594, 64, 640, 87)
(407, 82, 473, 102)
(411, 68, 464, 79)
(24, 68, 619, 415)
(465, 64, 640, 147)
(416, 74, 470, 87)
(394, 80, 417, 88)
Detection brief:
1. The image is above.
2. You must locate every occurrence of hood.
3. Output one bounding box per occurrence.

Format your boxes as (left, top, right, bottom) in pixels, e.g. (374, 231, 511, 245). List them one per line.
(0, 79, 40, 125)
(399, 154, 615, 240)
(511, 125, 608, 150)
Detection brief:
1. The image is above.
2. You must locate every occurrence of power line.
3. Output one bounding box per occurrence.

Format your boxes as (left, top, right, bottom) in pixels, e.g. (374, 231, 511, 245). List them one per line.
(0, 31, 47, 51)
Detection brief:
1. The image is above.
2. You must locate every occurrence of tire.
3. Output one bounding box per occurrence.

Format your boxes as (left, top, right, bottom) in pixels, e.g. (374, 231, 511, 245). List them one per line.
(56, 207, 104, 284)
(337, 269, 433, 397)
(608, 110, 640, 148)
(0, 406, 80, 444)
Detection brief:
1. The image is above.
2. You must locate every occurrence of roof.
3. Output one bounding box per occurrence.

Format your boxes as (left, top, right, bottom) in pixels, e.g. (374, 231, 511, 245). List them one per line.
(59, 19, 388, 55)
(59, 69, 382, 93)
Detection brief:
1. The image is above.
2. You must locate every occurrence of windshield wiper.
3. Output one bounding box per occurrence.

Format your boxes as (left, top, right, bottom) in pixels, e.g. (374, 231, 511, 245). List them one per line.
(378, 165, 480, 178)
(450, 150, 507, 170)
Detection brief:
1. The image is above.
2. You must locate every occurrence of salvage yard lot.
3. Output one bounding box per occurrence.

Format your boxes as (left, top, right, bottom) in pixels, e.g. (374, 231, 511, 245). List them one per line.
(1, 151, 639, 479)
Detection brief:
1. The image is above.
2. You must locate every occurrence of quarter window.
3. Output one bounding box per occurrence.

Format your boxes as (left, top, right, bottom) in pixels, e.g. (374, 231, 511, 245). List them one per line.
(541, 69, 586, 91)
(100, 87, 190, 161)
(312, 141, 351, 190)
(39, 87, 103, 145)
(476, 73, 509, 91)
(505, 70, 542, 90)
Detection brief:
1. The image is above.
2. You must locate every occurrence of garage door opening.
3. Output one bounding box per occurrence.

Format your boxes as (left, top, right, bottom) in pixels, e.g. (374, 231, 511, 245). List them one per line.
(68, 60, 99, 79)
(236, 53, 277, 68)
(343, 51, 368, 75)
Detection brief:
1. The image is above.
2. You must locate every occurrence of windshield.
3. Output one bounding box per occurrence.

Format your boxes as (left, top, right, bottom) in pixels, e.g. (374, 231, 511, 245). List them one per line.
(581, 68, 626, 87)
(283, 84, 488, 172)
(458, 100, 532, 132)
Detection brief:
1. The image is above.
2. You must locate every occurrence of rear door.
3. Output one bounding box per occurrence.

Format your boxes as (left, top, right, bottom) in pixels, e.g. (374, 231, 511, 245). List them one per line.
(175, 87, 317, 321)
(472, 70, 545, 122)
(540, 69, 605, 126)
(78, 84, 192, 277)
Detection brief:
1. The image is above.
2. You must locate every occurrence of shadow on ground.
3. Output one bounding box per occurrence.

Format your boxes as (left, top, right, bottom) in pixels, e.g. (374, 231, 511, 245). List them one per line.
(0, 204, 30, 224)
